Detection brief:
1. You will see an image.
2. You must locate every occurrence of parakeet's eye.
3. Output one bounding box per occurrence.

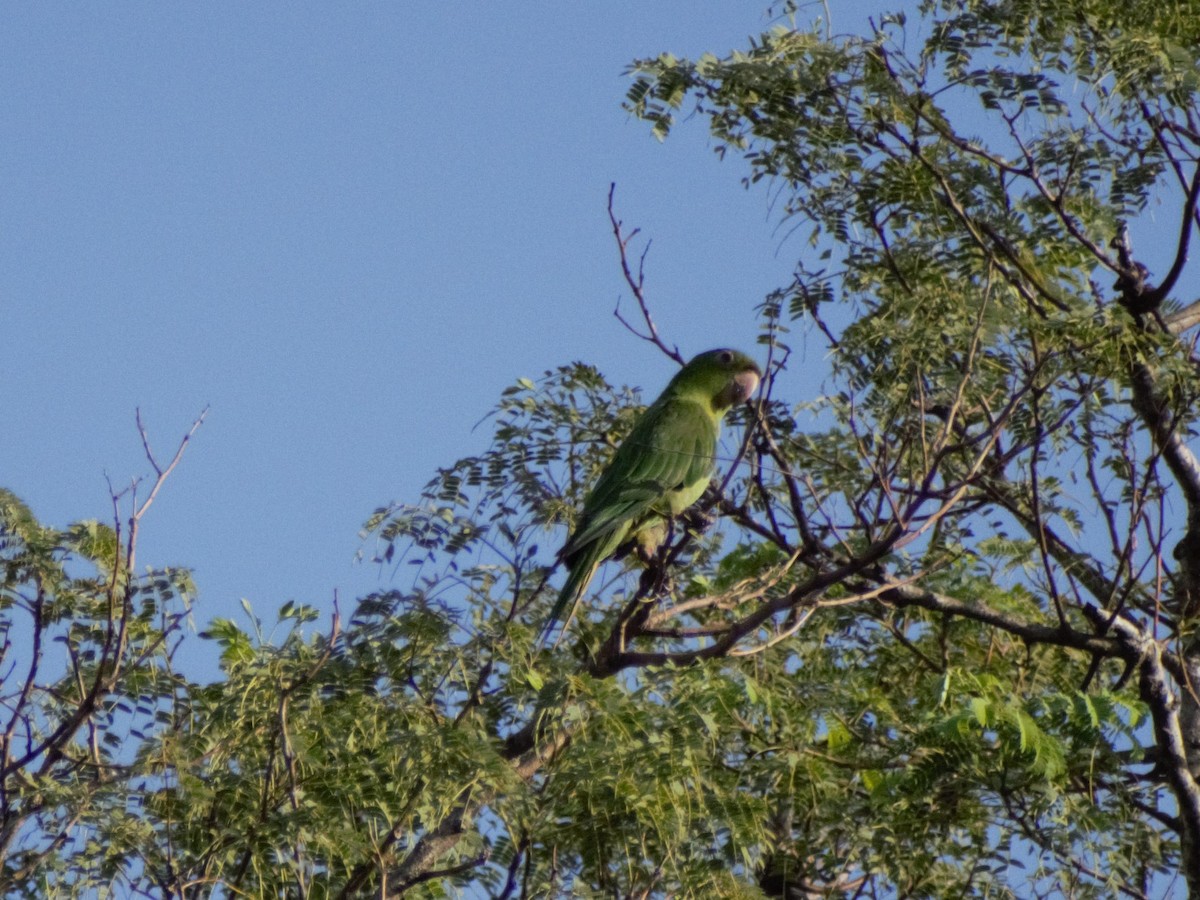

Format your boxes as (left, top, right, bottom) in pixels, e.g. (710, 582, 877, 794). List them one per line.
(718, 350, 734, 364)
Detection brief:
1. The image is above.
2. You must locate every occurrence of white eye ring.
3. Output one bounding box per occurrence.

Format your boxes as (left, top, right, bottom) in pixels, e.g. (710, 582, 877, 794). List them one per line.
(719, 350, 733, 363)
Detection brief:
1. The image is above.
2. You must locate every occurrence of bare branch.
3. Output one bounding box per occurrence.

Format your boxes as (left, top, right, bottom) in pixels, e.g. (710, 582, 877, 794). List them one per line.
(1166, 300, 1200, 334)
(134, 406, 210, 522)
(883, 580, 1133, 659)
(607, 184, 685, 365)
(1141, 163, 1200, 309)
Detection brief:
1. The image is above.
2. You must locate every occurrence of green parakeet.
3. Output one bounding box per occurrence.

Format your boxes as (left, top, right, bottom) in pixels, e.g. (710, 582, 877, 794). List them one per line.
(544, 348, 762, 643)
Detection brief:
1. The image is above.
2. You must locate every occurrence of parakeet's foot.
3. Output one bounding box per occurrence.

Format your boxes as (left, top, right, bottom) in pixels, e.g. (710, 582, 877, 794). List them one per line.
(637, 557, 674, 599)
(681, 507, 716, 534)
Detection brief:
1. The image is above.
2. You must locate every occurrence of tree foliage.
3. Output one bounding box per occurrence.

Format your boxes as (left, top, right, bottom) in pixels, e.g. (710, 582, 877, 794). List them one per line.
(7, 0, 1200, 896)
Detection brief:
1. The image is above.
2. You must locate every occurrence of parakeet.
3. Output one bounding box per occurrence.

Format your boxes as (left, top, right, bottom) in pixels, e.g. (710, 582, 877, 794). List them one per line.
(543, 348, 762, 643)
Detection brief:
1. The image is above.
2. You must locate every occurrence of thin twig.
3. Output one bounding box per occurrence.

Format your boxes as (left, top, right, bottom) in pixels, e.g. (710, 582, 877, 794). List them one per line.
(607, 183, 685, 365)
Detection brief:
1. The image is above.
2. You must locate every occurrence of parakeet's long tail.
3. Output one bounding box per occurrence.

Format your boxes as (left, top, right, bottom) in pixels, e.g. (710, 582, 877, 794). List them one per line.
(540, 543, 605, 647)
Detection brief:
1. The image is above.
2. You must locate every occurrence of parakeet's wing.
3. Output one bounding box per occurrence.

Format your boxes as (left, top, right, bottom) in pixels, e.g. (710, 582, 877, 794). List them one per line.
(566, 397, 717, 553)
(544, 397, 718, 641)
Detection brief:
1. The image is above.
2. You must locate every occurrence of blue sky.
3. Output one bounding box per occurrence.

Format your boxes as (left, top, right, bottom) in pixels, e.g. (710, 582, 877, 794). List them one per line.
(2, 4, 818, 669)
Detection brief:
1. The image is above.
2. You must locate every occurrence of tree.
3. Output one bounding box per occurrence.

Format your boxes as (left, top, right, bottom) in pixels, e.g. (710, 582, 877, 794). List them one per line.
(6, 0, 1200, 896)
(0, 414, 202, 897)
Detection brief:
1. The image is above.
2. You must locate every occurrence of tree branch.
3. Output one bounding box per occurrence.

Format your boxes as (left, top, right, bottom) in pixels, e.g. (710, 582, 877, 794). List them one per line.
(607, 183, 685, 365)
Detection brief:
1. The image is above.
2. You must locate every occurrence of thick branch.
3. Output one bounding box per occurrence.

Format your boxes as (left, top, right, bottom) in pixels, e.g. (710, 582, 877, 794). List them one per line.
(882, 581, 1132, 659)
(1141, 164, 1200, 309)
(1137, 644, 1200, 893)
(1128, 365, 1200, 513)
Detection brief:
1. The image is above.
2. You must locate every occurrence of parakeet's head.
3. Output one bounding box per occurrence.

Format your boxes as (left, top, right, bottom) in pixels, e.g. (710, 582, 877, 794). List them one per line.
(668, 348, 762, 411)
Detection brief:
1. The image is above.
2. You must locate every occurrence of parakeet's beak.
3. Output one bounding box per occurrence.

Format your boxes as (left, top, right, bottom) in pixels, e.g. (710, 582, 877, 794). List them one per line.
(732, 368, 761, 405)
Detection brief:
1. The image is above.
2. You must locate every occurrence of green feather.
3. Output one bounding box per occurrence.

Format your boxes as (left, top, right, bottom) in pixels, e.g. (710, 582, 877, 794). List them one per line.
(542, 348, 761, 644)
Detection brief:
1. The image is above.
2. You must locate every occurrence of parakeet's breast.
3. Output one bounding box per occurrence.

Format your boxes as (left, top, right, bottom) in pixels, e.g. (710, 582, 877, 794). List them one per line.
(663, 472, 710, 517)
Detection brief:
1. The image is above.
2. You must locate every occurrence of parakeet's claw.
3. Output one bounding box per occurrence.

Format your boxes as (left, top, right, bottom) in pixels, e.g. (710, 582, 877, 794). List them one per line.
(681, 507, 716, 534)
(655, 568, 674, 598)
(637, 565, 659, 595)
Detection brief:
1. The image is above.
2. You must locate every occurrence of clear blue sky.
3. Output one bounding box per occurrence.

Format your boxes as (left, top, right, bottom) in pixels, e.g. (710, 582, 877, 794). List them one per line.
(2, 4, 821, 670)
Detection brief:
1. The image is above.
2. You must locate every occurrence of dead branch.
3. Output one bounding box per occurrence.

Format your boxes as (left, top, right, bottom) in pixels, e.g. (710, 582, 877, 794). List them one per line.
(607, 184, 685, 365)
